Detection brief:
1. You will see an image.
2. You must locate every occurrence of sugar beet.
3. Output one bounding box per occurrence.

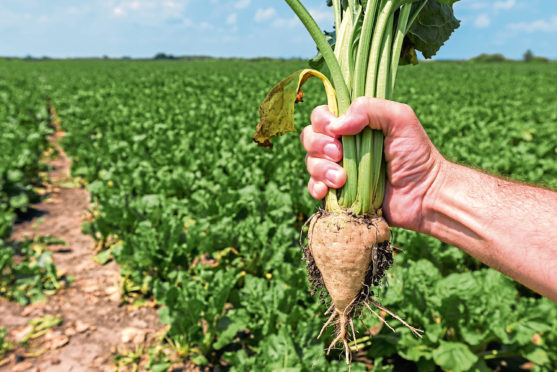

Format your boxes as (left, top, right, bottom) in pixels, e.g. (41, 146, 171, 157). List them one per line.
(305, 210, 420, 363)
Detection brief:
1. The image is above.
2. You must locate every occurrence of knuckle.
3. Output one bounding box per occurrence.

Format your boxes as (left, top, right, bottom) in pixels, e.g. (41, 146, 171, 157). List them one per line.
(310, 106, 324, 122)
(307, 134, 323, 154)
(351, 96, 372, 111)
(305, 133, 316, 151)
(397, 103, 414, 118)
(351, 96, 367, 106)
(305, 156, 316, 173)
(310, 105, 329, 125)
(390, 103, 415, 130)
(300, 126, 311, 148)
(306, 157, 325, 178)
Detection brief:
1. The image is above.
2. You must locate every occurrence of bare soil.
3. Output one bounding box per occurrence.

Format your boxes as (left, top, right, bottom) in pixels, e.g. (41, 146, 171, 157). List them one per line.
(0, 132, 163, 371)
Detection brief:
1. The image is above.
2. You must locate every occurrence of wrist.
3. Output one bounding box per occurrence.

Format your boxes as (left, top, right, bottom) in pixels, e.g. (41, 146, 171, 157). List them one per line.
(419, 160, 487, 256)
(419, 157, 453, 236)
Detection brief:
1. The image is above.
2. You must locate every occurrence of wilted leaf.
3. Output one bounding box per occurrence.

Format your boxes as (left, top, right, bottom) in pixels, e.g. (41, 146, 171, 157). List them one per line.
(254, 69, 337, 148)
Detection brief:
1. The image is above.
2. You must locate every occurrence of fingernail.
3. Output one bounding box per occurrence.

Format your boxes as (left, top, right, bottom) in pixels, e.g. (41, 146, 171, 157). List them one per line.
(325, 169, 340, 184)
(323, 143, 339, 158)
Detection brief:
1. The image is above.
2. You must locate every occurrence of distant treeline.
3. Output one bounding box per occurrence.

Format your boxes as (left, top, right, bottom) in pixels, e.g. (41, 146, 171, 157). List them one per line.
(152, 53, 297, 62)
(1, 54, 300, 62)
(1, 50, 553, 62)
(470, 50, 551, 63)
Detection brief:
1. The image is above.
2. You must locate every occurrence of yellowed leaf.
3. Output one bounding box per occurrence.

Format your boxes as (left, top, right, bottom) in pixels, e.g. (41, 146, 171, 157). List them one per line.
(253, 69, 338, 148)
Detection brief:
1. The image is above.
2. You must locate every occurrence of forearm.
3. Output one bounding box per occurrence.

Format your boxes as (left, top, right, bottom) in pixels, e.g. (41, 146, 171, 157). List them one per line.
(422, 160, 557, 301)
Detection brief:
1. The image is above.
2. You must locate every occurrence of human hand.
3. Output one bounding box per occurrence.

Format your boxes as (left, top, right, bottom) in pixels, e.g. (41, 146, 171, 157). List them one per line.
(300, 97, 445, 232)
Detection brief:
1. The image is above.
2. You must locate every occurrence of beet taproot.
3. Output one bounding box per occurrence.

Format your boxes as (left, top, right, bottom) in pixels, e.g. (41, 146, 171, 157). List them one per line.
(304, 210, 422, 363)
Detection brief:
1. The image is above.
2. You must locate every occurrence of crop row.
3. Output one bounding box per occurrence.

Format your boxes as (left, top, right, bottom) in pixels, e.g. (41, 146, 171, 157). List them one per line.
(0, 63, 60, 304)
(2, 59, 556, 370)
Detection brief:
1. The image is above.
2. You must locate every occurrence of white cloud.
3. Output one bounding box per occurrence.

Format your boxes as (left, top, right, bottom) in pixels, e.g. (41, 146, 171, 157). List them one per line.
(113, 5, 126, 16)
(200, 22, 214, 30)
(254, 8, 276, 23)
(226, 13, 237, 25)
(181, 18, 214, 31)
(234, 0, 251, 9)
(474, 14, 491, 28)
(163, 1, 183, 11)
(308, 7, 332, 23)
(456, 1, 488, 10)
(470, 3, 488, 10)
(508, 15, 557, 33)
(111, 0, 187, 19)
(113, 0, 146, 16)
(267, 6, 331, 29)
(493, 0, 516, 11)
(180, 16, 215, 31)
(272, 16, 298, 28)
(66, 5, 91, 16)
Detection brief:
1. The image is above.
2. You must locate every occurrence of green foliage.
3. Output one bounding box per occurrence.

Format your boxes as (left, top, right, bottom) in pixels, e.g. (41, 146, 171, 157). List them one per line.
(0, 65, 64, 305)
(522, 49, 550, 63)
(524, 49, 534, 62)
(153, 53, 177, 60)
(0, 327, 13, 359)
(2, 59, 556, 370)
(0, 237, 65, 305)
(470, 53, 508, 63)
(0, 72, 52, 238)
(530, 56, 550, 63)
(406, 0, 461, 59)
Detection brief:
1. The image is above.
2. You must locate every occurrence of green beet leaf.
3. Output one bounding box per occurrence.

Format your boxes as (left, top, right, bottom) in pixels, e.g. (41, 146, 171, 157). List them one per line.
(432, 341, 478, 372)
(407, 0, 461, 59)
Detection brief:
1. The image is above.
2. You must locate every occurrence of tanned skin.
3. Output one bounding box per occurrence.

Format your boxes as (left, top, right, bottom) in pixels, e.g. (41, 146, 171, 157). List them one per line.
(300, 97, 557, 302)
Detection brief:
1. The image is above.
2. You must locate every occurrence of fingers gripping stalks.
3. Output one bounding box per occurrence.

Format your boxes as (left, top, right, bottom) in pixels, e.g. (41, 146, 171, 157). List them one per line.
(302, 210, 422, 363)
(258, 0, 461, 366)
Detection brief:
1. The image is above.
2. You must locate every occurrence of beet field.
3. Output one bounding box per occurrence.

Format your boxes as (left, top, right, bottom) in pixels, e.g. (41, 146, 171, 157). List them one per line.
(1, 59, 556, 371)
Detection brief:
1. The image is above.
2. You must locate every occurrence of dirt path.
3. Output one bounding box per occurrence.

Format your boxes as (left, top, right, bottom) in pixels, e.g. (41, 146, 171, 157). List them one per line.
(0, 131, 163, 371)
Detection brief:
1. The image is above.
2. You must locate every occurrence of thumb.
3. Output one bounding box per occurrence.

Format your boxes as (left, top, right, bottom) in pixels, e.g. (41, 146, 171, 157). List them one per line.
(330, 97, 408, 137)
(329, 110, 369, 136)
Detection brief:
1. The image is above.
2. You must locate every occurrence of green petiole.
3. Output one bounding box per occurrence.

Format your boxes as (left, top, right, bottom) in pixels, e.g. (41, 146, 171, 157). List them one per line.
(285, 0, 359, 210)
(364, 0, 395, 98)
(352, 128, 374, 215)
(391, 3, 413, 91)
(284, 0, 350, 112)
(353, 0, 379, 98)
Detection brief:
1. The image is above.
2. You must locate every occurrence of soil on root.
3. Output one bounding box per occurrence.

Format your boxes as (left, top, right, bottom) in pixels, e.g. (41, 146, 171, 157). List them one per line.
(301, 210, 421, 365)
(302, 210, 393, 311)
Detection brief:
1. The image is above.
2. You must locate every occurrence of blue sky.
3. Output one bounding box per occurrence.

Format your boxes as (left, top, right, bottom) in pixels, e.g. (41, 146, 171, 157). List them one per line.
(1, 0, 556, 60)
